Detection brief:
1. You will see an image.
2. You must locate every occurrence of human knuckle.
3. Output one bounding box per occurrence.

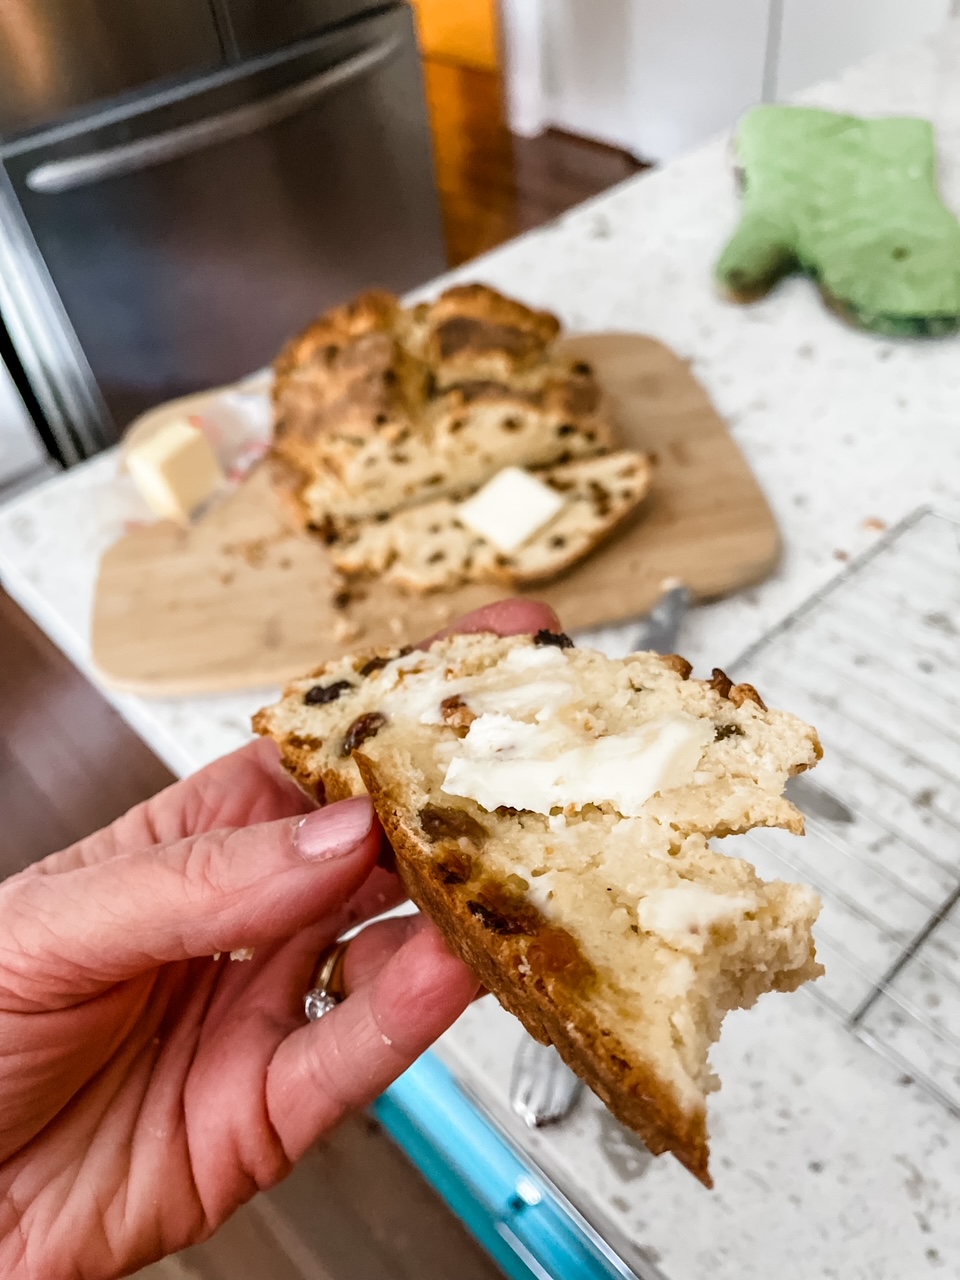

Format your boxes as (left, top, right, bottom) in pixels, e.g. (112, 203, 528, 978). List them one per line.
(302, 1031, 360, 1115)
(180, 832, 234, 906)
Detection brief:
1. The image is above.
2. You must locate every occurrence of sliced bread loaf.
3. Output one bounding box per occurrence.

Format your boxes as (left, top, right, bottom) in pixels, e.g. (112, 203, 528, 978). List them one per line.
(330, 451, 651, 591)
(254, 632, 823, 1185)
(271, 285, 615, 531)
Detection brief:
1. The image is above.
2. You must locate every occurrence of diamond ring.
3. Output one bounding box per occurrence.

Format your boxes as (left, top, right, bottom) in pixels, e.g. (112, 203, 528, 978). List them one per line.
(303, 938, 350, 1022)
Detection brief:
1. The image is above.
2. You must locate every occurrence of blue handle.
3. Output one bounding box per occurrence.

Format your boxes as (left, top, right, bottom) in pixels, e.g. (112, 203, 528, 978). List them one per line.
(373, 1052, 639, 1280)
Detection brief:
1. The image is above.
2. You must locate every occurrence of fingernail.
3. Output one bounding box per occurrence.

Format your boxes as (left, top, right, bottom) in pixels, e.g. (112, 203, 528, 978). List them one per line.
(296, 796, 375, 861)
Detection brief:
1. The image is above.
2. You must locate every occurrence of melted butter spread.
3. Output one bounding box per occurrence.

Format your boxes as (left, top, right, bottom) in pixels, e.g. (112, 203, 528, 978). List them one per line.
(442, 711, 714, 817)
(384, 644, 714, 818)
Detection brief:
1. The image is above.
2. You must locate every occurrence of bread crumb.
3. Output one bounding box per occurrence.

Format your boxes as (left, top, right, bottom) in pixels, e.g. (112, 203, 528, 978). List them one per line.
(381, 1034, 393, 1046)
(863, 516, 887, 532)
(333, 616, 364, 643)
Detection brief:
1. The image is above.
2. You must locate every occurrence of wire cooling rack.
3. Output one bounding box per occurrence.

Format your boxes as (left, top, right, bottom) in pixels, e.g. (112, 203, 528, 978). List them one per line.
(731, 507, 960, 1115)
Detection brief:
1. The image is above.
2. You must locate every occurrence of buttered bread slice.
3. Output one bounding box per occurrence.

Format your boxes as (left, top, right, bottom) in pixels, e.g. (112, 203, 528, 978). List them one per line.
(254, 632, 823, 1185)
(330, 451, 651, 591)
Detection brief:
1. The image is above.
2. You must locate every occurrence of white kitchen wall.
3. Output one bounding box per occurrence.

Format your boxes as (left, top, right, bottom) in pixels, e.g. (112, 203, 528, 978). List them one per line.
(538, 0, 634, 150)
(501, 0, 956, 162)
(625, 0, 771, 161)
(774, 0, 950, 100)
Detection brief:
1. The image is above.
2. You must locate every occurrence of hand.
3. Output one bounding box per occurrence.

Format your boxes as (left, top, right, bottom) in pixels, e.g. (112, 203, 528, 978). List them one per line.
(0, 599, 559, 1280)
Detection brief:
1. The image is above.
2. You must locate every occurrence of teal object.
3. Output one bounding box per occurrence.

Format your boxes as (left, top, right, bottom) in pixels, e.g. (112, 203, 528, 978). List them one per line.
(374, 1052, 644, 1280)
(716, 105, 960, 336)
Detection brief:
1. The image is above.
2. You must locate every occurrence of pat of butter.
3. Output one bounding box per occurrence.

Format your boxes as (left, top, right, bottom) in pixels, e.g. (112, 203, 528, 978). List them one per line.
(442, 712, 713, 817)
(126, 419, 223, 522)
(456, 466, 565, 553)
(638, 884, 757, 953)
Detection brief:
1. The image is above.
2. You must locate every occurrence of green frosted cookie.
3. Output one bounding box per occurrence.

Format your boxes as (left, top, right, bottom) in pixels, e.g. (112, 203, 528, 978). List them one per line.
(716, 105, 960, 337)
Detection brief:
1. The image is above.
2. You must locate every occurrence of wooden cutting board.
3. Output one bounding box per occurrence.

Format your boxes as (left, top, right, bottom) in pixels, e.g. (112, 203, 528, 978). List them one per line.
(92, 333, 779, 695)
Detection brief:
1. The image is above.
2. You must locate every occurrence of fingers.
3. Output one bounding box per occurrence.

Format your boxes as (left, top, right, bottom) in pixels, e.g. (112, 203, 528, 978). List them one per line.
(38, 739, 316, 877)
(16, 597, 564, 1001)
(338, 914, 421, 994)
(39, 602, 564, 882)
(266, 918, 478, 1161)
(3, 798, 385, 996)
(426, 597, 561, 646)
(334, 865, 408, 936)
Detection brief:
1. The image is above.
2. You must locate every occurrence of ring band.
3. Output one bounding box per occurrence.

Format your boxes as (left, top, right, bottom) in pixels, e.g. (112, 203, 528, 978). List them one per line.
(304, 939, 350, 1022)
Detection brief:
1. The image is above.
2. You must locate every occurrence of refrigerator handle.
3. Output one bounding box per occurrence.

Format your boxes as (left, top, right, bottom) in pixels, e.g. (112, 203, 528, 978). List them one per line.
(25, 35, 401, 195)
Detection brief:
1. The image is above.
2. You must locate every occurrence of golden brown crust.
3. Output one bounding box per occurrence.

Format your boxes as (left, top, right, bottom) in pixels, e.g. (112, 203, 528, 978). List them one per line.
(271, 290, 429, 482)
(255, 666, 711, 1182)
(274, 290, 401, 381)
(253, 634, 825, 1190)
(423, 283, 561, 338)
(660, 653, 694, 679)
(413, 283, 562, 376)
(353, 754, 713, 1186)
(268, 283, 616, 539)
(729, 681, 767, 711)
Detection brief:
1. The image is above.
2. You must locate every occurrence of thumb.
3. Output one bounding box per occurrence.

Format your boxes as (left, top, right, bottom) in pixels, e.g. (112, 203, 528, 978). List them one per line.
(3, 798, 382, 997)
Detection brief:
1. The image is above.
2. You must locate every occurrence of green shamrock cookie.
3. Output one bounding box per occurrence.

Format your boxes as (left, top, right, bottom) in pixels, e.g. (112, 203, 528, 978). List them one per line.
(716, 105, 960, 337)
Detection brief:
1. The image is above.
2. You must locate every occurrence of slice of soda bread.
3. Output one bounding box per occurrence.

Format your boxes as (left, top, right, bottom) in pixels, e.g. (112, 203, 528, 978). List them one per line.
(271, 285, 615, 532)
(329, 451, 651, 592)
(253, 632, 823, 1185)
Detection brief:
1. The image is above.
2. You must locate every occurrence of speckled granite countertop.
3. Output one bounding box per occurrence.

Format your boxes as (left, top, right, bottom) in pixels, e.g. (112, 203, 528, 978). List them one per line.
(4, 24, 960, 1280)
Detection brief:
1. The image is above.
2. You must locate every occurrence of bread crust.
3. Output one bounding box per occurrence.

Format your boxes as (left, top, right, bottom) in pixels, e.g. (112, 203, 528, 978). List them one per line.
(274, 289, 401, 382)
(410, 282, 562, 378)
(269, 284, 617, 533)
(355, 755, 715, 1185)
(329, 450, 652, 592)
(253, 635, 824, 1189)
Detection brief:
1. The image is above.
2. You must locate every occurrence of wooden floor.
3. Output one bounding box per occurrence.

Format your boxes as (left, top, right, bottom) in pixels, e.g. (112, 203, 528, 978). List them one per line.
(425, 57, 644, 267)
(0, 56, 643, 1280)
(134, 1118, 502, 1280)
(0, 588, 174, 878)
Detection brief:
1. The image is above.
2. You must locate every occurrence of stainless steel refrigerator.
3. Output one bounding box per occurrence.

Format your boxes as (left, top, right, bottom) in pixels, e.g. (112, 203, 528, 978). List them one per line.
(0, 0, 445, 466)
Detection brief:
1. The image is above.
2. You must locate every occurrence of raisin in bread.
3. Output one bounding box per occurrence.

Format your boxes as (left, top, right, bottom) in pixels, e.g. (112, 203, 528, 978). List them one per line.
(271, 284, 615, 532)
(253, 632, 823, 1185)
(330, 451, 651, 591)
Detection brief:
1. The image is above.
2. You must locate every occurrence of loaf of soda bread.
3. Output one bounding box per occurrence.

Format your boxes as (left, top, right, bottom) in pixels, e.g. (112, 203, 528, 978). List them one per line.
(254, 631, 823, 1185)
(329, 450, 651, 591)
(271, 285, 615, 533)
